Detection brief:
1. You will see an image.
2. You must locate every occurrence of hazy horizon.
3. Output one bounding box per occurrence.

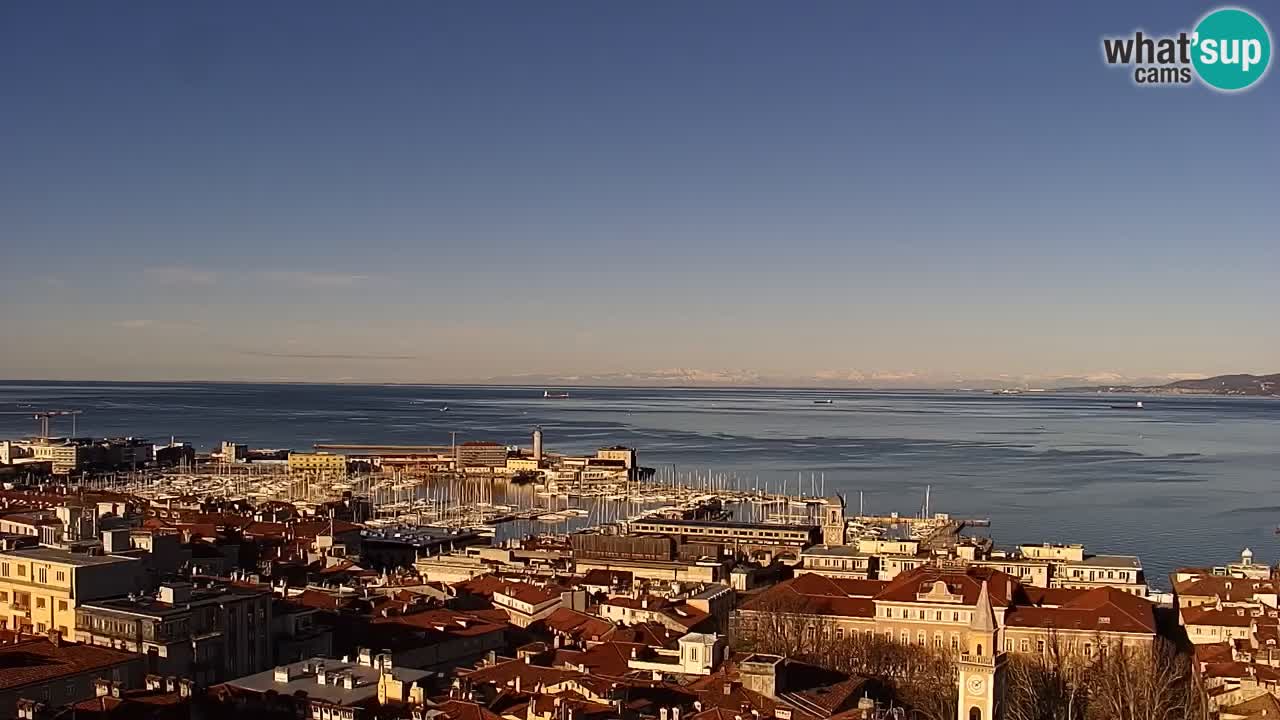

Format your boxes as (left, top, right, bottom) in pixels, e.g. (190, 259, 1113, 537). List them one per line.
(3, 2, 1276, 384)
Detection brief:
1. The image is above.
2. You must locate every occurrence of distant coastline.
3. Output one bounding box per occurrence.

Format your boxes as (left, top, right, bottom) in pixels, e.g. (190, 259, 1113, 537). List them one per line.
(0, 372, 1276, 396)
(1061, 373, 1280, 398)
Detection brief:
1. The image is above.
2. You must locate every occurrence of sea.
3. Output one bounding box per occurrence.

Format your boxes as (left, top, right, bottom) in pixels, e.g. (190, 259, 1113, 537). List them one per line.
(1, 380, 1276, 588)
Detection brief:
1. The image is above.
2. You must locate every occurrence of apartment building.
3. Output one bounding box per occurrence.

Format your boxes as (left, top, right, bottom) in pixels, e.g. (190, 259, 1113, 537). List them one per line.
(1019, 543, 1148, 596)
(75, 581, 273, 685)
(0, 547, 143, 638)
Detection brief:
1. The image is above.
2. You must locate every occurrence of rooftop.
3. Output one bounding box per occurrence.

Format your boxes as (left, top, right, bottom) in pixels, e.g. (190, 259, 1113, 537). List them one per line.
(627, 518, 816, 532)
(226, 657, 428, 705)
(1065, 554, 1143, 569)
(0, 546, 139, 567)
(81, 584, 268, 618)
(0, 637, 137, 692)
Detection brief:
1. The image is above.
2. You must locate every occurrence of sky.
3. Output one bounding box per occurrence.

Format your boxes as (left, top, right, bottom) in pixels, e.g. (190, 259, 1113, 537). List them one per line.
(1, 2, 1276, 386)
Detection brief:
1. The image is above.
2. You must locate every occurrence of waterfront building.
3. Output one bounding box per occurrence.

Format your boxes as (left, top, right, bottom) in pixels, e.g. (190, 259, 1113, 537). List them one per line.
(799, 545, 877, 579)
(287, 451, 349, 475)
(0, 437, 155, 475)
(0, 546, 144, 638)
(75, 580, 274, 685)
(455, 441, 508, 469)
(1016, 543, 1147, 595)
(595, 446, 637, 469)
(623, 519, 820, 564)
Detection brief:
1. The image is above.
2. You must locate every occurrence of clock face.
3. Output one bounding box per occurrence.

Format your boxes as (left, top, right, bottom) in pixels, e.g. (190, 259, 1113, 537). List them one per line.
(967, 676, 986, 696)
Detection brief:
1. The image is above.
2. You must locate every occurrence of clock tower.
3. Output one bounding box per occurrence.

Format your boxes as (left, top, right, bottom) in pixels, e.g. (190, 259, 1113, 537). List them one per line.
(957, 580, 1006, 720)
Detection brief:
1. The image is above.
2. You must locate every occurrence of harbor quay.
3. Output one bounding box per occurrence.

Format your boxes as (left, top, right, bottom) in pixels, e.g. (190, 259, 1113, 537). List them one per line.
(0, 424, 1272, 720)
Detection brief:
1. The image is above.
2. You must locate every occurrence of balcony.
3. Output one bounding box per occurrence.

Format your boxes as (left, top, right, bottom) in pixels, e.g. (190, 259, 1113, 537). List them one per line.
(960, 653, 995, 667)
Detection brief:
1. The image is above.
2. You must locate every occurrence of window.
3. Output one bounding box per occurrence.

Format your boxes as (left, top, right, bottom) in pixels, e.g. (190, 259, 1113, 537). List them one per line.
(885, 607, 893, 619)
(58, 601, 67, 612)
(1084, 643, 1093, 658)
(836, 628, 844, 640)
(917, 631, 926, 646)
(952, 635, 960, 651)
(17, 565, 25, 577)
(901, 631, 909, 645)
(37, 568, 47, 584)
(1037, 640, 1045, 653)
(1, 563, 8, 577)
(36, 598, 46, 609)
(55, 571, 66, 583)
(1005, 639, 1014, 652)
(952, 611, 960, 622)
(936, 610, 943, 621)
(1020, 639, 1030, 652)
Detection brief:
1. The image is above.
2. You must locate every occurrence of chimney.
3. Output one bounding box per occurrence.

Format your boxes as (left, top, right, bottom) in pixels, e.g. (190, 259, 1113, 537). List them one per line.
(146, 675, 163, 691)
(316, 662, 327, 685)
(662, 709, 669, 720)
(111, 682, 122, 698)
(47, 629, 62, 648)
(158, 583, 192, 605)
(724, 682, 733, 696)
(95, 678, 112, 697)
(179, 679, 194, 698)
(274, 666, 292, 683)
(515, 675, 522, 694)
(358, 647, 373, 667)
(166, 676, 177, 693)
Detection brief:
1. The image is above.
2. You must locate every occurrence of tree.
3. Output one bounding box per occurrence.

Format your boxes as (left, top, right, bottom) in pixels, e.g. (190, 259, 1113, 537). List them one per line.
(733, 590, 834, 659)
(1083, 637, 1200, 720)
(1004, 629, 1088, 720)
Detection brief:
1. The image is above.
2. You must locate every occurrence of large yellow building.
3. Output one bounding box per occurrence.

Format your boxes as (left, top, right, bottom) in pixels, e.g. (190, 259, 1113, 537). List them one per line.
(0, 547, 143, 639)
(287, 452, 348, 474)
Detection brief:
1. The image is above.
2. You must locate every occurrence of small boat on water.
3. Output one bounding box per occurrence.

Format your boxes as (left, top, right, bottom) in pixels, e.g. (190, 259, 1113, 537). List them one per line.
(813, 399, 835, 405)
(544, 390, 570, 399)
(1109, 401, 1144, 410)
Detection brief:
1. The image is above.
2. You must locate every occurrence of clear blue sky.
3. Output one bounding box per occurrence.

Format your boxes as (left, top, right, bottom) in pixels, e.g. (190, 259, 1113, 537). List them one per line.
(1, 2, 1275, 384)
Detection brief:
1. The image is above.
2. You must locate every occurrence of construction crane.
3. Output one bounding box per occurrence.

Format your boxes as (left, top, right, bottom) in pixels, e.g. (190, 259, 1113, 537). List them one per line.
(33, 410, 82, 438)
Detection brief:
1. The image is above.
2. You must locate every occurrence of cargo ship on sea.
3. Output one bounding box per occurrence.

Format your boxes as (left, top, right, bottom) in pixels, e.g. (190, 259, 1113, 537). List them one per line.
(543, 390, 570, 399)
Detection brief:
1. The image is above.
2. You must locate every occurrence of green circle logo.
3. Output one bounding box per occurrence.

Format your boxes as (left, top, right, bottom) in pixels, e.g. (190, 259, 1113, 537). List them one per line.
(1192, 8, 1272, 91)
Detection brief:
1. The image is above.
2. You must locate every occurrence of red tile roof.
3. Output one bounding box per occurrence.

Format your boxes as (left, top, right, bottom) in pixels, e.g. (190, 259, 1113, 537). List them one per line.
(0, 638, 137, 692)
(433, 699, 506, 720)
(1174, 575, 1277, 603)
(1007, 586, 1157, 634)
(1182, 605, 1257, 628)
(874, 566, 1019, 606)
(545, 607, 616, 641)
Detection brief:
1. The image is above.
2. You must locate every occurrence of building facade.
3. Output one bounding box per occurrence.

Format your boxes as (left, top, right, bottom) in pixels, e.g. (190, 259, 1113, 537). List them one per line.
(0, 547, 143, 638)
(75, 581, 274, 686)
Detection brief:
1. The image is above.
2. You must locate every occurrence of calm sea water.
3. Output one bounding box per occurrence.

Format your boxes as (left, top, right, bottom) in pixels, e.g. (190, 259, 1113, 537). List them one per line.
(1, 381, 1276, 587)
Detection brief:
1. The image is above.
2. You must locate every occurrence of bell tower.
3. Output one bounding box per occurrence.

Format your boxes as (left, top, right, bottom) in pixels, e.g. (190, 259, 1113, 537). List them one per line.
(957, 580, 1006, 720)
(822, 495, 846, 546)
